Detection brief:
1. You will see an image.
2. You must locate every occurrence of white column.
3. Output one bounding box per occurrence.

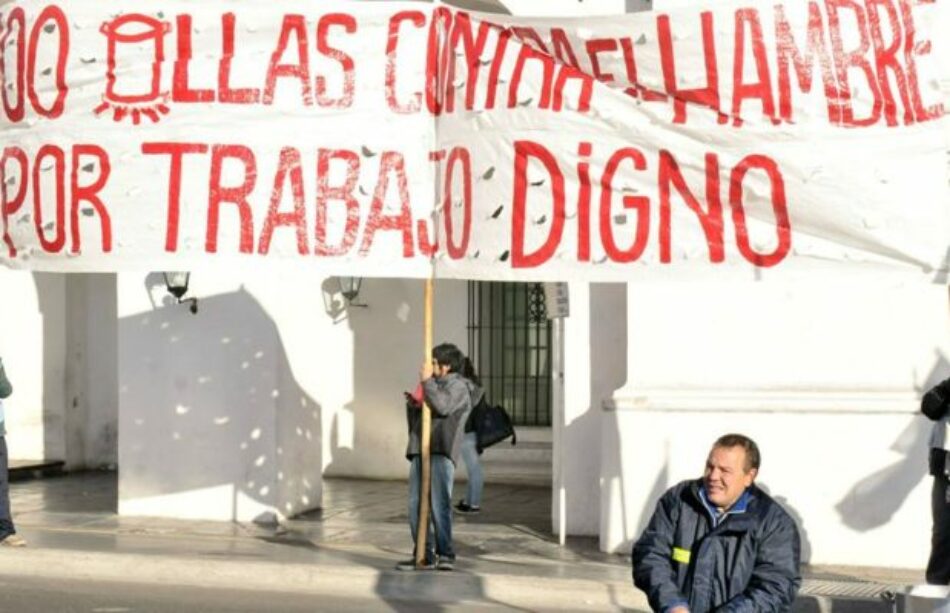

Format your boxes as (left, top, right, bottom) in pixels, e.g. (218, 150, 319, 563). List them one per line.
(555, 282, 629, 538)
(64, 274, 118, 470)
(0, 271, 67, 462)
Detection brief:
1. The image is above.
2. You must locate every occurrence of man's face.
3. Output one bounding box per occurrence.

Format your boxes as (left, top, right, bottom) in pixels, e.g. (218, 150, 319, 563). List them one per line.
(703, 445, 757, 510)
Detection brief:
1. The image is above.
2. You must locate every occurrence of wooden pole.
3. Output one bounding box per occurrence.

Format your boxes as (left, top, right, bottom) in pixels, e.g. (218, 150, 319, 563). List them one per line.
(415, 277, 434, 567)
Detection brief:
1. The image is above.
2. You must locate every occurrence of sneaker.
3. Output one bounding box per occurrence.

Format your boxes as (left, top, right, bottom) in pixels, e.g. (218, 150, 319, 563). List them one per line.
(454, 501, 480, 514)
(436, 557, 455, 571)
(0, 534, 26, 548)
(395, 558, 435, 571)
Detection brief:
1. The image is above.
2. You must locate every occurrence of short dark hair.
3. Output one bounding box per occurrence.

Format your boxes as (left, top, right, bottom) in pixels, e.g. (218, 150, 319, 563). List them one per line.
(432, 343, 464, 374)
(713, 433, 761, 472)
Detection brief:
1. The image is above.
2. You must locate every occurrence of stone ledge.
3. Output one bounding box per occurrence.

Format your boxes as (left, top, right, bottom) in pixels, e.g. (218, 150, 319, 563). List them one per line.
(606, 389, 920, 414)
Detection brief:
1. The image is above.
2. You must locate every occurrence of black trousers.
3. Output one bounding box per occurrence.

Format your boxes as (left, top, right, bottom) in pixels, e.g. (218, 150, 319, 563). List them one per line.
(928, 471, 950, 585)
(0, 437, 14, 538)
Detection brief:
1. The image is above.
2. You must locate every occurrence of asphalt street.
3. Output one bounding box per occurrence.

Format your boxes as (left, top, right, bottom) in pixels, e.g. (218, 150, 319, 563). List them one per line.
(0, 575, 513, 613)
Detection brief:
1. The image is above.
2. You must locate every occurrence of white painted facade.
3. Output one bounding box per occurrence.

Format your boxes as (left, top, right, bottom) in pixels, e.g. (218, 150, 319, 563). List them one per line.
(0, 271, 117, 469)
(4, 269, 944, 568)
(601, 279, 949, 569)
(115, 273, 469, 521)
(0, 0, 946, 572)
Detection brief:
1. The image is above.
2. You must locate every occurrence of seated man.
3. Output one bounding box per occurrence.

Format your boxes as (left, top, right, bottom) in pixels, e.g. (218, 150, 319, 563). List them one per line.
(632, 434, 801, 612)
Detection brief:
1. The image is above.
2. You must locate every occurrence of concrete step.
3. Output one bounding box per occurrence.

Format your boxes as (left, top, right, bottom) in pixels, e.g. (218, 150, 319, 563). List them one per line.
(482, 440, 552, 464)
(457, 445, 553, 486)
(482, 460, 552, 486)
(9, 460, 65, 482)
(482, 441, 552, 486)
(455, 427, 553, 486)
(510, 426, 552, 444)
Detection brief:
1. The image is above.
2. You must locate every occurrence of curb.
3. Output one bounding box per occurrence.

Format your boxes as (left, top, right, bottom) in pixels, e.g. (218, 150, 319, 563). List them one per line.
(0, 548, 647, 611)
(0, 546, 907, 612)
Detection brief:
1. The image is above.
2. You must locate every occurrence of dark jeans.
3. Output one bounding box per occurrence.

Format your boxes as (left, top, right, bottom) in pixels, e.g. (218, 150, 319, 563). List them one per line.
(0, 437, 15, 538)
(927, 472, 950, 585)
(408, 455, 455, 563)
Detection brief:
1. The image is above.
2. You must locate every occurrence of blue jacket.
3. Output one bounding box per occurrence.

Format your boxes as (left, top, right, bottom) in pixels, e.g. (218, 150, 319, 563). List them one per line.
(632, 479, 801, 612)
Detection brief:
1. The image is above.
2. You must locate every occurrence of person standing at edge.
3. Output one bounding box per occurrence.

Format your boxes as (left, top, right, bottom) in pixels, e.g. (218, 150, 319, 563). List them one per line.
(632, 434, 800, 612)
(922, 376, 950, 585)
(398, 343, 483, 571)
(0, 357, 26, 547)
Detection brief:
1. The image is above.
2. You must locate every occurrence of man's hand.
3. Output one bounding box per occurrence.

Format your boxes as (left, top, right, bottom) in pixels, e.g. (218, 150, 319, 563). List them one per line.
(420, 360, 434, 382)
(670, 607, 690, 613)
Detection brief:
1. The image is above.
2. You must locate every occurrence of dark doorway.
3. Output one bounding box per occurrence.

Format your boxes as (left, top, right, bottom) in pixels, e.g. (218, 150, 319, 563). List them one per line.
(466, 282, 552, 426)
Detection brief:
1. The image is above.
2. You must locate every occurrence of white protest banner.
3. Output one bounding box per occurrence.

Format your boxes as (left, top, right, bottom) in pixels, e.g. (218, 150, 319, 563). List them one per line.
(0, 0, 948, 281)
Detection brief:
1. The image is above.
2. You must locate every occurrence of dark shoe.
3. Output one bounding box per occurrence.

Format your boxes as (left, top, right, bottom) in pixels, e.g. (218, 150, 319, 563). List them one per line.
(454, 501, 480, 514)
(436, 557, 455, 571)
(395, 558, 435, 571)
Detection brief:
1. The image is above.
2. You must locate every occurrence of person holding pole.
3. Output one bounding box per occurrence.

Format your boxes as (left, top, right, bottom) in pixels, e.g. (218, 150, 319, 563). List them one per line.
(398, 343, 483, 571)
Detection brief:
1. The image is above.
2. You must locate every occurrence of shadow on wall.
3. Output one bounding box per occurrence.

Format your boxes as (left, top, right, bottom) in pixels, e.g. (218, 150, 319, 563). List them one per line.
(775, 495, 812, 565)
(320, 279, 361, 482)
(834, 353, 949, 531)
(932, 246, 949, 285)
(758, 481, 813, 564)
(119, 280, 322, 522)
(634, 445, 670, 543)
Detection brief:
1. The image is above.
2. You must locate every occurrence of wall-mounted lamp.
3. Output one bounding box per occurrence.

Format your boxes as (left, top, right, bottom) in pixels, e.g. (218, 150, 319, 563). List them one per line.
(163, 271, 199, 314)
(338, 276, 367, 308)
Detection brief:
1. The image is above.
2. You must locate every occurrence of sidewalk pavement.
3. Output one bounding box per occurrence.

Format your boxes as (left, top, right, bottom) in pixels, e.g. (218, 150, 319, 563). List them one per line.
(0, 471, 927, 611)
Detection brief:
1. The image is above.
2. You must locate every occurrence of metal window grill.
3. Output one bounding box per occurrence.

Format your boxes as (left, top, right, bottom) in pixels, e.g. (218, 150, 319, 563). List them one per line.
(466, 281, 552, 427)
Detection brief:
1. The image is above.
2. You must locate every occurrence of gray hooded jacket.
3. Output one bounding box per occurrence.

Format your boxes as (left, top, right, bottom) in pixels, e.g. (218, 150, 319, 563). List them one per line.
(405, 373, 483, 465)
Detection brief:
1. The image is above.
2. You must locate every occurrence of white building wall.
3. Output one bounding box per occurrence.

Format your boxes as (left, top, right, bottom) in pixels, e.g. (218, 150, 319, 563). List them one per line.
(64, 274, 118, 469)
(0, 271, 65, 461)
(602, 279, 950, 569)
(116, 272, 468, 521)
(321, 278, 469, 481)
(0, 271, 116, 469)
(555, 283, 628, 537)
(1, 0, 943, 575)
(117, 272, 322, 521)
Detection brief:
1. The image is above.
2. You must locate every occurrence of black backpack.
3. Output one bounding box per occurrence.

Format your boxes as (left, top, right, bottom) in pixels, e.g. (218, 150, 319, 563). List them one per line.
(922, 378, 950, 421)
(469, 397, 516, 453)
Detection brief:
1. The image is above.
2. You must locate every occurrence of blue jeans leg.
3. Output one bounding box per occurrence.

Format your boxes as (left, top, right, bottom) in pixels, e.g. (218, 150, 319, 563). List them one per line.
(0, 437, 14, 538)
(429, 455, 455, 560)
(407, 457, 435, 563)
(461, 432, 483, 508)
